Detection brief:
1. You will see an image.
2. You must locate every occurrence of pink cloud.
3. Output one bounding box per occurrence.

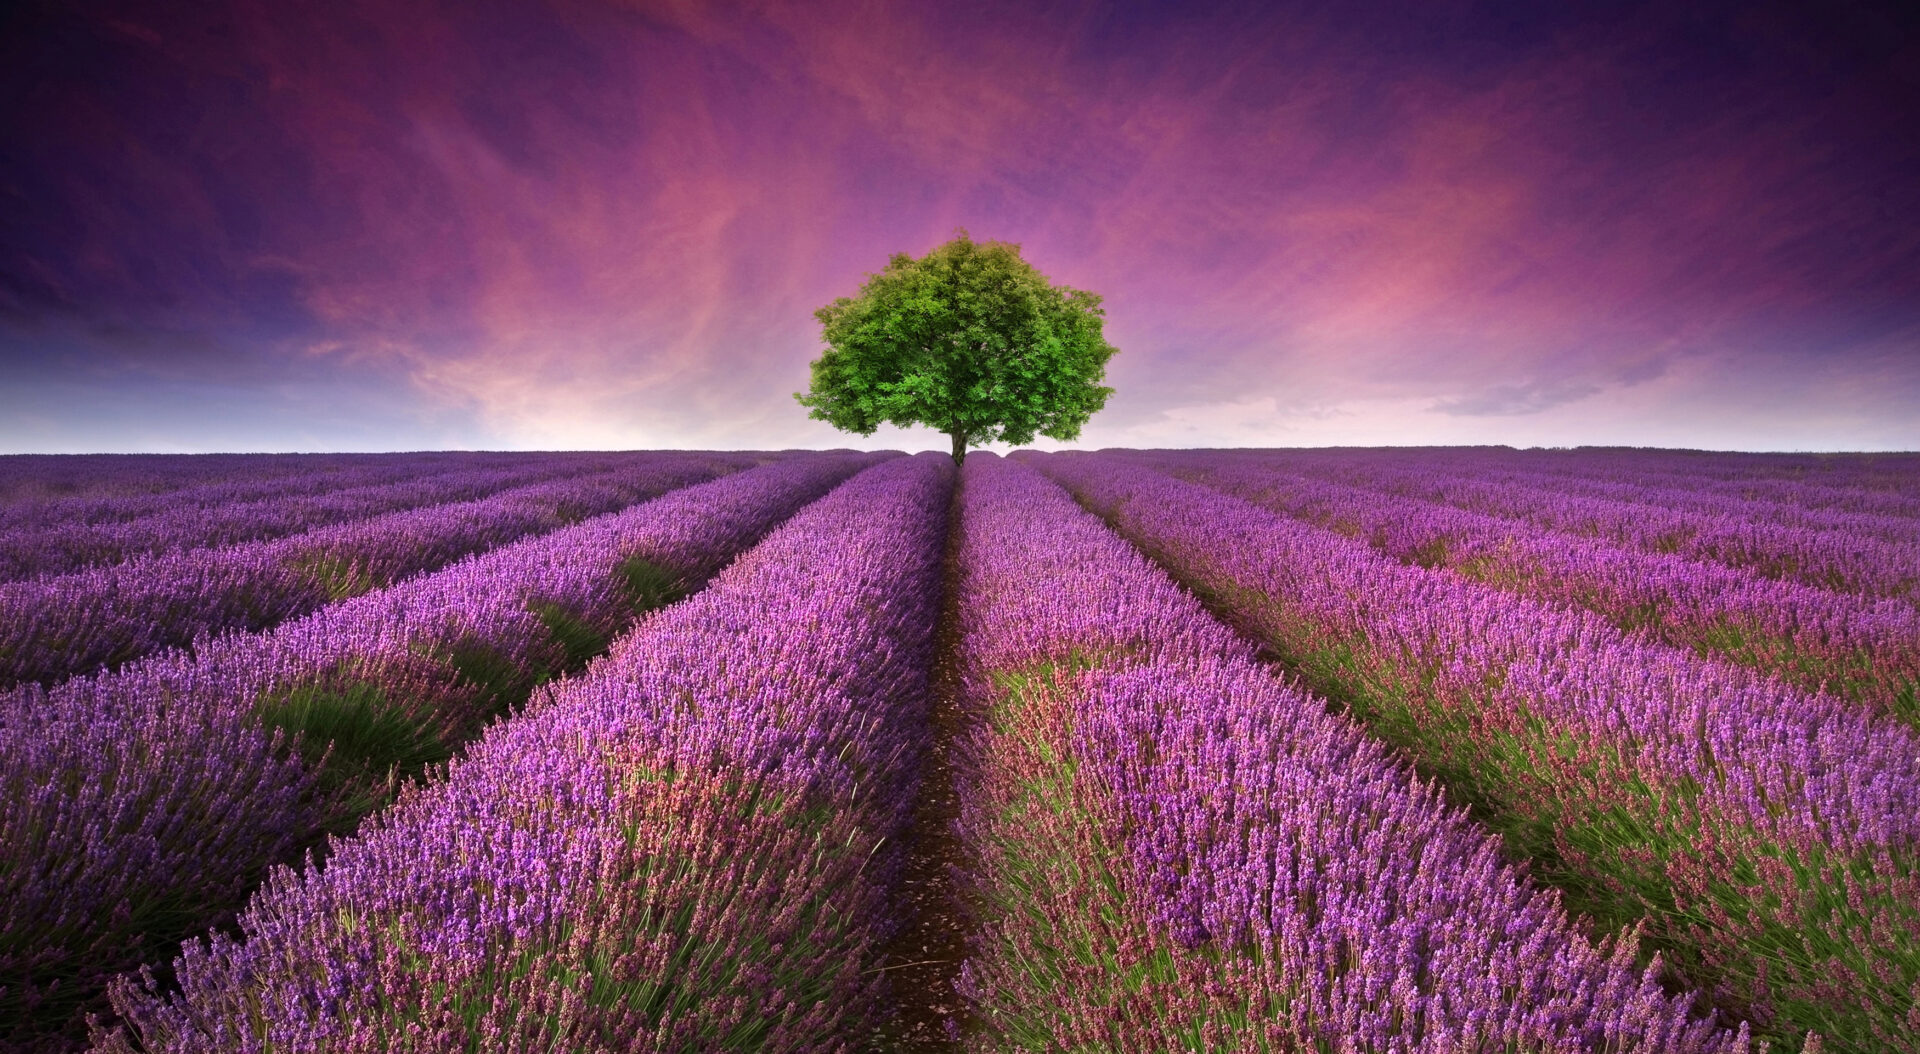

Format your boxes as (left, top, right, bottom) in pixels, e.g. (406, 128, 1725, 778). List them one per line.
(4, 0, 1914, 450)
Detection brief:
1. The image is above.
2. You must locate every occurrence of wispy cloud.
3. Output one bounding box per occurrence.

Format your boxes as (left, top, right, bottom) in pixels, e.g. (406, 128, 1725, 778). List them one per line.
(1, 0, 1915, 451)
(1431, 379, 1604, 417)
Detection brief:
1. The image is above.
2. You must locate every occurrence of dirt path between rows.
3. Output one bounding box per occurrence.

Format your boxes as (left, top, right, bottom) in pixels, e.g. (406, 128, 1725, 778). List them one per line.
(876, 477, 971, 1051)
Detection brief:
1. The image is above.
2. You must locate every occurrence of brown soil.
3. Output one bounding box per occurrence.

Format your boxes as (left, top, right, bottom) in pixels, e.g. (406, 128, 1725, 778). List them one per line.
(875, 478, 972, 1051)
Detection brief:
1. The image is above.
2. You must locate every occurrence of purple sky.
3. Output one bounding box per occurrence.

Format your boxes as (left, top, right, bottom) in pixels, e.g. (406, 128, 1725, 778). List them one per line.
(4, 0, 1917, 453)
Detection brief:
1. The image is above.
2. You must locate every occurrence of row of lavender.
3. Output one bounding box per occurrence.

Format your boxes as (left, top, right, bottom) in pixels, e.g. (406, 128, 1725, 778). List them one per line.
(0, 453, 741, 689)
(81, 453, 1782, 1052)
(0, 452, 701, 582)
(90, 453, 953, 1051)
(1239, 448, 1920, 599)
(1123, 451, 1919, 722)
(0, 452, 583, 532)
(15, 447, 1912, 1049)
(949, 455, 1740, 1050)
(0, 453, 880, 1050)
(0, 453, 423, 512)
(1273, 447, 1920, 517)
(1028, 450, 1920, 1052)
(1396, 456, 1920, 545)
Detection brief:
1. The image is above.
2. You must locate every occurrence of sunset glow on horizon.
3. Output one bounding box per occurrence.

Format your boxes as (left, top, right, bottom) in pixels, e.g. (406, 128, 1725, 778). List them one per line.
(3, 0, 1917, 453)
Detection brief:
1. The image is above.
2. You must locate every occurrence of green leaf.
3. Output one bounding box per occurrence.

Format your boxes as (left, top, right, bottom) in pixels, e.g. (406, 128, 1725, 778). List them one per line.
(796, 230, 1117, 458)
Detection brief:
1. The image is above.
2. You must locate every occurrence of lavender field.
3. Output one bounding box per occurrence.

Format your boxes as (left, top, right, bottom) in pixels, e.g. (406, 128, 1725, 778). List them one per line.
(2, 448, 1917, 1053)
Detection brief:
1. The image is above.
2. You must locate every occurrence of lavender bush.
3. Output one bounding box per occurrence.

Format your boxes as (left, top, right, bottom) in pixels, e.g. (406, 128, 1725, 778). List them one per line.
(0, 453, 704, 582)
(1235, 449, 1920, 600)
(0, 444, 1907, 1052)
(0, 453, 408, 516)
(950, 455, 1744, 1051)
(0, 452, 603, 537)
(1134, 451, 1919, 721)
(1225, 447, 1920, 519)
(0, 453, 878, 1051)
(90, 452, 952, 1052)
(1030, 450, 1920, 1052)
(0, 454, 736, 689)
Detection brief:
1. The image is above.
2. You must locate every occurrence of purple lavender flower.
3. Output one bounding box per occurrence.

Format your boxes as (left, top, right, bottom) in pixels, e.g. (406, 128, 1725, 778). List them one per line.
(0, 452, 728, 582)
(90, 452, 951, 1052)
(0, 454, 739, 689)
(1127, 450, 1919, 720)
(1028, 449, 1920, 1051)
(949, 454, 1741, 1051)
(1, 452, 881, 1050)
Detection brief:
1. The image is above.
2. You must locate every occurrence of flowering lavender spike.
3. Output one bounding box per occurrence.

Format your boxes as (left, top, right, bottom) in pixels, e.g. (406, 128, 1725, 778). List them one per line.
(90, 452, 951, 1052)
(1126, 449, 1920, 721)
(0, 452, 882, 1051)
(949, 454, 1741, 1052)
(0, 454, 736, 689)
(0, 452, 709, 582)
(1195, 447, 1920, 600)
(1029, 449, 1920, 1052)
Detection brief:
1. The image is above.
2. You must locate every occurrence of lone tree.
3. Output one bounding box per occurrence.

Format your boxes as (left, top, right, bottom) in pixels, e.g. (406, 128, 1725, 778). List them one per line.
(796, 230, 1117, 464)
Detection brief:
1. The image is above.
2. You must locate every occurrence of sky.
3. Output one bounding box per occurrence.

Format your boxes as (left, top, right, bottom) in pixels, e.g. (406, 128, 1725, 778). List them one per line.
(2, 0, 1917, 454)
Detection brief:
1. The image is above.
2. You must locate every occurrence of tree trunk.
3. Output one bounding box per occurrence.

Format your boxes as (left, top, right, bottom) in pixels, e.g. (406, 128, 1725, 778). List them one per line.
(949, 430, 966, 465)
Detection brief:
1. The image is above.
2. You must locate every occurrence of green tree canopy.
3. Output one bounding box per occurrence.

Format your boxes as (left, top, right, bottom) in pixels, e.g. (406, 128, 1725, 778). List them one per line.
(796, 230, 1118, 463)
